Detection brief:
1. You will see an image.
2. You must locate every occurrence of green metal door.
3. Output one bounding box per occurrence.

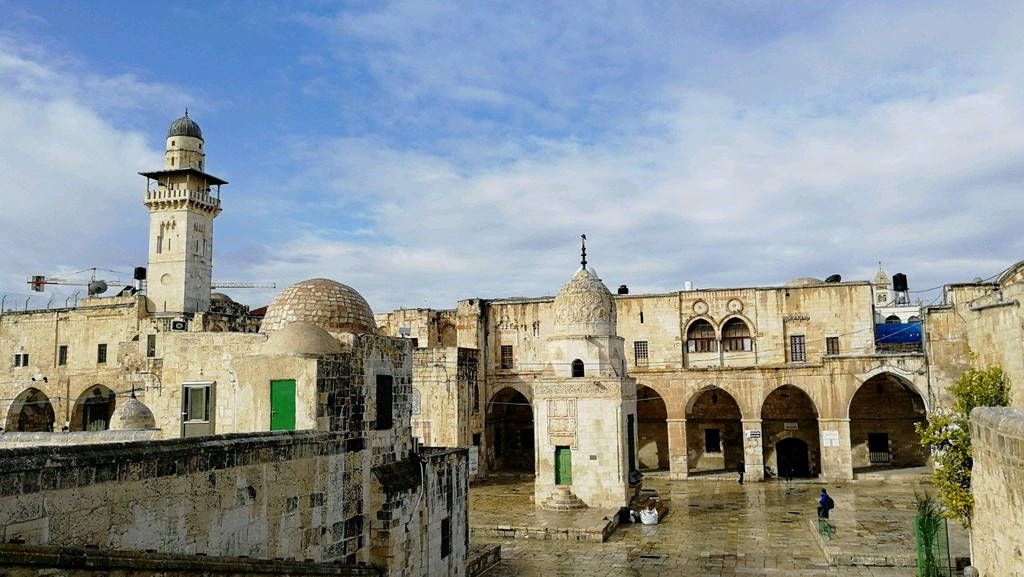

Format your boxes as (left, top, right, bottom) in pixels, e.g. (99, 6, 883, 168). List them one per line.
(270, 379, 296, 430)
(555, 446, 572, 485)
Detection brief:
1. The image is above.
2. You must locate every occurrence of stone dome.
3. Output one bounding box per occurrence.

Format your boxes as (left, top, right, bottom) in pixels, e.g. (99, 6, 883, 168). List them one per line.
(786, 277, 824, 287)
(553, 267, 617, 336)
(260, 278, 376, 335)
(211, 292, 234, 303)
(263, 321, 345, 356)
(109, 397, 156, 430)
(168, 112, 203, 139)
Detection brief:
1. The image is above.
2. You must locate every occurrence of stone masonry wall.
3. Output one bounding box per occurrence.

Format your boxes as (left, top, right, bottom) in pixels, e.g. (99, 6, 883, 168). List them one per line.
(0, 431, 367, 564)
(970, 407, 1024, 577)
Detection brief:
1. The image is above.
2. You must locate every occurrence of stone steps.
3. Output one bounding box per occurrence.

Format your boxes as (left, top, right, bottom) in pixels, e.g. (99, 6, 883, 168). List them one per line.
(541, 486, 588, 510)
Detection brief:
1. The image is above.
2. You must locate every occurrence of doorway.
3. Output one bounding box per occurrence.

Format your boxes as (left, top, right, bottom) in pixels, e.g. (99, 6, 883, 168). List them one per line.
(776, 438, 810, 478)
(555, 446, 572, 485)
(270, 379, 296, 430)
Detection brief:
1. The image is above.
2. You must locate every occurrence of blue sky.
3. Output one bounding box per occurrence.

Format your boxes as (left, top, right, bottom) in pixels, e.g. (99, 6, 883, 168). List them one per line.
(1, 1, 1022, 312)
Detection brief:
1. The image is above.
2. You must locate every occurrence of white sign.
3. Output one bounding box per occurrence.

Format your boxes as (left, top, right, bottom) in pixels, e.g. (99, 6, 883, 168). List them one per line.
(468, 446, 479, 476)
(822, 430, 840, 448)
(744, 429, 762, 439)
(784, 422, 798, 430)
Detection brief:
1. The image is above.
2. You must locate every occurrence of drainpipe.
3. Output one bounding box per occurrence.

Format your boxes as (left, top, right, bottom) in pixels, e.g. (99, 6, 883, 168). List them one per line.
(967, 299, 1018, 312)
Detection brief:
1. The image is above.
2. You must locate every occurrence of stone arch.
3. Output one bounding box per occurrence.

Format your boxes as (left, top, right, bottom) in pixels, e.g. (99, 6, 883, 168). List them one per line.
(720, 315, 754, 353)
(684, 316, 720, 340)
(439, 321, 457, 347)
(685, 386, 743, 474)
(6, 387, 56, 432)
(376, 324, 390, 337)
(848, 372, 928, 470)
(761, 385, 820, 478)
(636, 384, 669, 471)
(856, 366, 929, 413)
(70, 384, 117, 432)
(486, 386, 535, 473)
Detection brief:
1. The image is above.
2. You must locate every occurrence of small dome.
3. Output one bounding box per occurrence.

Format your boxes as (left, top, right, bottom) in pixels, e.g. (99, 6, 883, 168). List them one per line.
(211, 292, 234, 303)
(553, 267, 616, 335)
(263, 321, 345, 356)
(261, 278, 376, 335)
(109, 397, 156, 430)
(168, 113, 203, 139)
(786, 277, 824, 287)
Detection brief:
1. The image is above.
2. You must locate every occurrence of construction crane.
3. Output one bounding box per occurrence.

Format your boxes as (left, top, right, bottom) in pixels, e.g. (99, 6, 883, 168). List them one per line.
(28, 268, 126, 296)
(210, 282, 277, 290)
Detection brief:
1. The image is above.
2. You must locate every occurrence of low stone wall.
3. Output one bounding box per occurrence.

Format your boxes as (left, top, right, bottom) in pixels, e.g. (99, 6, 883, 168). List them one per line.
(0, 544, 378, 576)
(0, 431, 366, 564)
(971, 407, 1024, 576)
(0, 430, 159, 448)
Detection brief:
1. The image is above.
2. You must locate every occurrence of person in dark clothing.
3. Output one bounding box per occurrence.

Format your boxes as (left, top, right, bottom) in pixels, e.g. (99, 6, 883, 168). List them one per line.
(817, 488, 834, 519)
(737, 460, 745, 485)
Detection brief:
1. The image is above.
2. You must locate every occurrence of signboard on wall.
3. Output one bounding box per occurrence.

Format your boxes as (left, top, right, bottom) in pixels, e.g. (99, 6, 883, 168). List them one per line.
(784, 422, 799, 430)
(744, 429, 762, 439)
(822, 430, 840, 447)
(468, 446, 479, 476)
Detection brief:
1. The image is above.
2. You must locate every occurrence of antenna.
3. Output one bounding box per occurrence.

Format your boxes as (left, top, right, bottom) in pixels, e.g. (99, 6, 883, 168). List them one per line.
(581, 234, 587, 268)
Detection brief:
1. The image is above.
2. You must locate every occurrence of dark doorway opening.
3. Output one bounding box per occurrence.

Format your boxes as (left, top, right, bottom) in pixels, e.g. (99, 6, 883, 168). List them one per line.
(776, 438, 810, 478)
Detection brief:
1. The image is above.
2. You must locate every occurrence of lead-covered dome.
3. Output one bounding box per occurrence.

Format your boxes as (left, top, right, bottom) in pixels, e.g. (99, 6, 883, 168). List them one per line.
(260, 278, 376, 335)
(553, 267, 617, 336)
(168, 112, 203, 139)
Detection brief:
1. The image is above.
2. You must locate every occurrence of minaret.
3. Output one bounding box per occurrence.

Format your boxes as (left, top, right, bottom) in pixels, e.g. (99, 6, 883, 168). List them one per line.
(139, 112, 227, 314)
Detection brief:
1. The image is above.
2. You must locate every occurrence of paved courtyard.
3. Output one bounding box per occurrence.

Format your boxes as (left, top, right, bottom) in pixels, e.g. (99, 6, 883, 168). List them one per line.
(470, 473, 968, 576)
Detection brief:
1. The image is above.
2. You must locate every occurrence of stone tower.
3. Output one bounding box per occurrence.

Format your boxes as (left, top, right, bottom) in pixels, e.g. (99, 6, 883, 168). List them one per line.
(140, 113, 227, 314)
(534, 242, 638, 509)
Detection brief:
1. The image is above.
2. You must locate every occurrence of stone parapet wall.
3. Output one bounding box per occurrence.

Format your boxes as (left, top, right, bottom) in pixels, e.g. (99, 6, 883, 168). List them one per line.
(0, 431, 366, 564)
(0, 430, 158, 448)
(970, 407, 1024, 576)
(0, 544, 378, 576)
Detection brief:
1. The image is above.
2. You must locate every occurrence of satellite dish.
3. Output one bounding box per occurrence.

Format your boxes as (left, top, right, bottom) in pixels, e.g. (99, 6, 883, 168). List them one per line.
(87, 280, 108, 296)
(824, 274, 842, 283)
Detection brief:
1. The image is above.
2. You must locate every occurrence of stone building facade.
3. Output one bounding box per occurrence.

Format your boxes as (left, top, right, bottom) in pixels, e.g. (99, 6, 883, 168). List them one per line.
(380, 272, 937, 487)
(0, 116, 470, 576)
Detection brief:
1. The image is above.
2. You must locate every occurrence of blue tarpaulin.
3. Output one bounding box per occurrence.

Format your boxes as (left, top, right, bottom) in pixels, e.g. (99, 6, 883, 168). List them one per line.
(875, 322, 922, 344)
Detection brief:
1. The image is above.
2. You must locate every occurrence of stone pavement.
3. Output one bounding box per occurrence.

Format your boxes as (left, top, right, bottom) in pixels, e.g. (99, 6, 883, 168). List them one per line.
(470, 473, 969, 576)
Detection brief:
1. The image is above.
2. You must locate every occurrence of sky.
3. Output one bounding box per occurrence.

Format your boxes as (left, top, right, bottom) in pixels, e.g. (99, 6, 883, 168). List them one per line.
(0, 1, 1022, 313)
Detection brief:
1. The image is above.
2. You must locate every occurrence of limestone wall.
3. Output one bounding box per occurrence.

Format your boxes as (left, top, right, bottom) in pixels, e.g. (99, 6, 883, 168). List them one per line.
(0, 432, 367, 562)
(970, 407, 1024, 576)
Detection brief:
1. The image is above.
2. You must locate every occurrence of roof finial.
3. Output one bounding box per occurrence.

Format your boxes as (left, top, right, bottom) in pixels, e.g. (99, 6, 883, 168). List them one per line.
(184, 108, 189, 118)
(580, 234, 587, 268)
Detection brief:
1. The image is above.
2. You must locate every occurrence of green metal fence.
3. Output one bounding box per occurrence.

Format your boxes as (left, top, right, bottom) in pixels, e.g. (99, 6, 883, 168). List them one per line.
(915, 515, 952, 577)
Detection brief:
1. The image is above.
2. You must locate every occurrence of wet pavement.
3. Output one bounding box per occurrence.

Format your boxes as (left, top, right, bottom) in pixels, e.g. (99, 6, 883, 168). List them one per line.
(470, 473, 968, 576)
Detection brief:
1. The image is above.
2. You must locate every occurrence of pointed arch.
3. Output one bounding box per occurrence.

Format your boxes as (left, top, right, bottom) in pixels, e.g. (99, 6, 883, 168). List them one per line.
(486, 386, 535, 473)
(70, 384, 117, 432)
(848, 372, 928, 470)
(6, 388, 55, 432)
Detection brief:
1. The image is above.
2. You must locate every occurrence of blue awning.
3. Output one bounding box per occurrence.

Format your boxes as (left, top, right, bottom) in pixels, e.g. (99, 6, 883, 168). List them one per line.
(875, 322, 922, 344)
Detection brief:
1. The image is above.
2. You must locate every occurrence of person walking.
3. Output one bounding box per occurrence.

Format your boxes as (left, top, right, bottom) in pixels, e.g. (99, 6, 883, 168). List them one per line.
(817, 488, 834, 519)
(737, 459, 745, 485)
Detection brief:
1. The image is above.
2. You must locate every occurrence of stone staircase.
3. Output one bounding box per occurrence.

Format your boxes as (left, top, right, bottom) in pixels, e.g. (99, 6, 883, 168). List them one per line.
(629, 488, 669, 521)
(541, 486, 588, 510)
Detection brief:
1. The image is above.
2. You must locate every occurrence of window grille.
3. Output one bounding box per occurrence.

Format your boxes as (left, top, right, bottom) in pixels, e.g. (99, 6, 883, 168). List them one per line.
(826, 336, 839, 356)
(500, 345, 513, 370)
(634, 341, 649, 366)
(790, 335, 806, 362)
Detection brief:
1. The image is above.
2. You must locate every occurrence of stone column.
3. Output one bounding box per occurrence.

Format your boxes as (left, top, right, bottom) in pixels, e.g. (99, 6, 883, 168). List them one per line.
(818, 418, 853, 481)
(667, 417, 688, 479)
(742, 418, 764, 482)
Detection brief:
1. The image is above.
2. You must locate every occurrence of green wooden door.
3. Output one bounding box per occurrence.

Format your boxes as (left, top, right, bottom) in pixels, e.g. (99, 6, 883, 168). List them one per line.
(555, 446, 572, 485)
(270, 379, 296, 430)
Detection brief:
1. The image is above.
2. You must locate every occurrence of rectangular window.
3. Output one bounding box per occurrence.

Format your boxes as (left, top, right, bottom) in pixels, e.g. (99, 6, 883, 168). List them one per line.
(97, 343, 107, 364)
(704, 428, 722, 453)
(634, 340, 649, 367)
(147, 334, 157, 358)
(789, 335, 806, 362)
(13, 353, 28, 367)
(500, 345, 513, 370)
(13, 354, 20, 367)
(58, 346, 68, 366)
(441, 517, 452, 558)
(468, 359, 480, 413)
(375, 374, 393, 430)
(826, 336, 839, 356)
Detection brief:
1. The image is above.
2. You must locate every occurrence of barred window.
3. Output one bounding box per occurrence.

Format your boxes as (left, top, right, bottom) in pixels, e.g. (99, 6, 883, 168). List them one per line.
(58, 346, 68, 366)
(789, 335, 806, 362)
(722, 318, 752, 352)
(686, 320, 717, 353)
(826, 336, 839, 356)
(97, 344, 107, 364)
(500, 345, 513, 370)
(147, 334, 157, 358)
(634, 341, 649, 367)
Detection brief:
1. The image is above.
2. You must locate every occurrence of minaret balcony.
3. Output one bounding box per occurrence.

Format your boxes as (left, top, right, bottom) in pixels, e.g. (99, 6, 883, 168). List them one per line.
(144, 187, 221, 211)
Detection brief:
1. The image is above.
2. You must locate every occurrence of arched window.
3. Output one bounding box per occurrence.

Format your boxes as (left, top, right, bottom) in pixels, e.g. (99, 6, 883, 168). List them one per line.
(885, 315, 901, 324)
(571, 359, 584, 378)
(722, 318, 752, 352)
(687, 320, 717, 353)
(411, 388, 422, 415)
(908, 315, 921, 322)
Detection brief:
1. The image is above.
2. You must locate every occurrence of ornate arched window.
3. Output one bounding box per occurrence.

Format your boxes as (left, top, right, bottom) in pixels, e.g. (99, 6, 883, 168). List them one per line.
(411, 388, 422, 415)
(571, 359, 584, 378)
(722, 318, 752, 352)
(687, 320, 717, 353)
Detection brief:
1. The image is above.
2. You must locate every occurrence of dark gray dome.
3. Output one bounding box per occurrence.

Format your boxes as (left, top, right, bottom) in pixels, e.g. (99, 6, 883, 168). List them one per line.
(168, 112, 203, 139)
